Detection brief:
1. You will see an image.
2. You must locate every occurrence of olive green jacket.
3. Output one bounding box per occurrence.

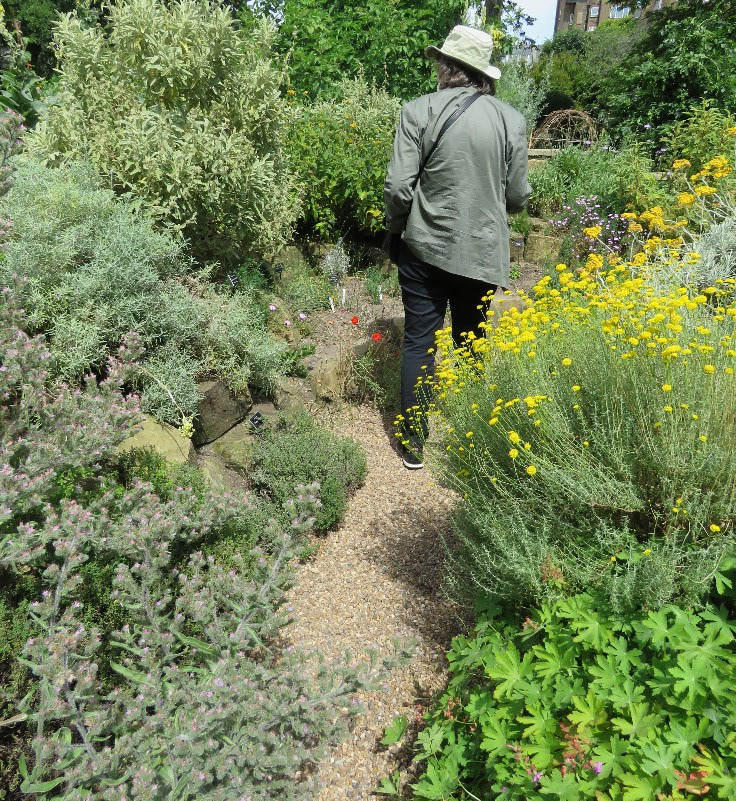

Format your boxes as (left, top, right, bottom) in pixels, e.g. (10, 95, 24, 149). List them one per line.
(384, 86, 531, 287)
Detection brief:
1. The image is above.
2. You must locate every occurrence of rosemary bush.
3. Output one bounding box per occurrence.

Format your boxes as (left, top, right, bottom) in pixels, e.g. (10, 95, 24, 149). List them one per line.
(0, 158, 291, 419)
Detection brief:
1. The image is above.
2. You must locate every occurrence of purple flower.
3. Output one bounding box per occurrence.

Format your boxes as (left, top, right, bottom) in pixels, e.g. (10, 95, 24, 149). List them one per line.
(284, 319, 291, 327)
(593, 761, 603, 775)
(268, 304, 276, 312)
(298, 312, 307, 320)
(533, 770, 544, 784)
(643, 123, 652, 130)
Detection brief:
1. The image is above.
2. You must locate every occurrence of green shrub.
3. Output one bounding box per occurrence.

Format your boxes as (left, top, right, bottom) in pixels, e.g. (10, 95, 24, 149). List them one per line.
(283, 77, 400, 238)
(250, 411, 367, 532)
(277, 265, 333, 315)
(138, 345, 201, 426)
(0, 158, 189, 371)
(696, 217, 736, 287)
(602, 0, 736, 148)
(529, 145, 662, 219)
(362, 261, 400, 304)
(28, 0, 301, 264)
(426, 255, 736, 614)
(667, 101, 736, 173)
(347, 333, 402, 413)
(406, 592, 736, 801)
(497, 59, 548, 135)
(0, 158, 291, 412)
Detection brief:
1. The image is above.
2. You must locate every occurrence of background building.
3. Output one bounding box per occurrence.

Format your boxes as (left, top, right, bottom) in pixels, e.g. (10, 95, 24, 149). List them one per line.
(554, 1, 676, 34)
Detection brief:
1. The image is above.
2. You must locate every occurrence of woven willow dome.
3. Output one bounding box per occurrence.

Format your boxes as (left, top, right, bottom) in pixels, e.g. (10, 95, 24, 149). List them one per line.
(529, 109, 598, 149)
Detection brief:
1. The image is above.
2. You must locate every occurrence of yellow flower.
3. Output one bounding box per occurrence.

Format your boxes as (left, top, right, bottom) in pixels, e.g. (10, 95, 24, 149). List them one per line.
(729, 126, 736, 136)
(663, 405, 673, 413)
(662, 384, 672, 392)
(677, 192, 695, 206)
(571, 385, 581, 392)
(643, 548, 652, 556)
(561, 357, 572, 366)
(610, 556, 617, 563)
(583, 225, 602, 238)
(586, 253, 604, 271)
(508, 431, 521, 444)
(695, 185, 717, 196)
(710, 524, 721, 533)
(526, 465, 537, 476)
(704, 364, 715, 374)
(699, 434, 707, 443)
(509, 448, 519, 459)
(672, 159, 691, 169)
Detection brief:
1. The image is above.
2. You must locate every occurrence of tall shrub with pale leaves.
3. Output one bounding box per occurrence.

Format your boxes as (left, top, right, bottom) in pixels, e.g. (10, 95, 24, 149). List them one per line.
(28, 0, 302, 264)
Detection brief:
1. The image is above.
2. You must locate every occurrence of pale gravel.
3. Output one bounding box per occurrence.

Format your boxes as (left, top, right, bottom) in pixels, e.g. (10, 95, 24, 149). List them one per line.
(284, 403, 466, 800)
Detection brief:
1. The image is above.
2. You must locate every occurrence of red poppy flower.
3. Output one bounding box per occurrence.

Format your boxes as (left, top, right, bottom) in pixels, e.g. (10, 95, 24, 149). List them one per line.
(351, 315, 359, 325)
(372, 331, 382, 342)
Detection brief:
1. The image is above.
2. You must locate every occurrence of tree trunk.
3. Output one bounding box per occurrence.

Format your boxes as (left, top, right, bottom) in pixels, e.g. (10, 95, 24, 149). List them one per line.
(484, 0, 503, 22)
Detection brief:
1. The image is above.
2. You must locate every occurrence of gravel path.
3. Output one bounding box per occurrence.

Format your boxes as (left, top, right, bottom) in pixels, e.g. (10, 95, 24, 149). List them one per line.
(284, 404, 465, 799)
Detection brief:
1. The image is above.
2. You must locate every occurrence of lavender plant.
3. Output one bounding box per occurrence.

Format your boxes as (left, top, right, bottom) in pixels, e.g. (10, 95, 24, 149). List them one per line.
(548, 195, 634, 264)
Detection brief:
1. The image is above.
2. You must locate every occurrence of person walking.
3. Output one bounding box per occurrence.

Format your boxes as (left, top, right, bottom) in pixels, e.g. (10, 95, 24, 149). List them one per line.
(384, 25, 531, 469)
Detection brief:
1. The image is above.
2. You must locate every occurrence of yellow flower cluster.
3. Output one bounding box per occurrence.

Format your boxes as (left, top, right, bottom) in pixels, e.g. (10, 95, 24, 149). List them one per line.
(691, 155, 733, 182)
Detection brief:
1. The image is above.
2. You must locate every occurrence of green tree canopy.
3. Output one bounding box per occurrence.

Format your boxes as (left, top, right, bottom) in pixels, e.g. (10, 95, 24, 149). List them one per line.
(272, 0, 535, 101)
(274, 0, 467, 100)
(602, 0, 736, 141)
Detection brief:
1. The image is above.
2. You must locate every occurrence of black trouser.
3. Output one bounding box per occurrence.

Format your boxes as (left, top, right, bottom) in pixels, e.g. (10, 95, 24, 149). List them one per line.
(398, 241, 496, 446)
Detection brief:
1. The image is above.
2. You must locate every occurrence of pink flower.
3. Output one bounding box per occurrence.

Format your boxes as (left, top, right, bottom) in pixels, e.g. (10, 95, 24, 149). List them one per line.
(593, 761, 603, 775)
(284, 320, 291, 327)
(268, 304, 277, 312)
(298, 312, 307, 320)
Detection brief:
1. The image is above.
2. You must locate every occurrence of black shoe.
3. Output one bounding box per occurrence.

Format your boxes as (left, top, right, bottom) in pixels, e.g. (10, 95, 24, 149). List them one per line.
(400, 443, 424, 470)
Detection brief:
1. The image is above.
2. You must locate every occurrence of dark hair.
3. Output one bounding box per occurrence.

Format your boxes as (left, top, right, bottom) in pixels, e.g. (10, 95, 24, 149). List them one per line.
(436, 55, 496, 96)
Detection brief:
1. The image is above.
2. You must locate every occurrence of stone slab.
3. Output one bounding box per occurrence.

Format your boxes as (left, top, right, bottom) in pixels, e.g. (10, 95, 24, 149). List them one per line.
(193, 380, 251, 446)
(211, 421, 257, 475)
(115, 415, 195, 465)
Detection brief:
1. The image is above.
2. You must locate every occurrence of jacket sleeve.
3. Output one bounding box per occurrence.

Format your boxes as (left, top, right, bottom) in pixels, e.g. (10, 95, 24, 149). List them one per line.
(384, 102, 422, 234)
(505, 113, 531, 214)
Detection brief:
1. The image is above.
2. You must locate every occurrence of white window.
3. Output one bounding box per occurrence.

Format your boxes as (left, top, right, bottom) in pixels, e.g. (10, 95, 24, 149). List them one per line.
(609, 4, 630, 17)
(589, 5, 600, 16)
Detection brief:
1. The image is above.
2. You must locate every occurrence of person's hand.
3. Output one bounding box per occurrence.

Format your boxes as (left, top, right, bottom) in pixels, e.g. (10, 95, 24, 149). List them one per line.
(386, 232, 402, 264)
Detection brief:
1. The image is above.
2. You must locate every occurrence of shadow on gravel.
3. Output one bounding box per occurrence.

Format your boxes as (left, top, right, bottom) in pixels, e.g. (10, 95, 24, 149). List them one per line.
(359, 499, 472, 650)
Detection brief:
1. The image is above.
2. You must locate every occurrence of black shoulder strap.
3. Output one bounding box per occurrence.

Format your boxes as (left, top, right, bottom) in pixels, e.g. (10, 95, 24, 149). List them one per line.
(418, 91, 482, 178)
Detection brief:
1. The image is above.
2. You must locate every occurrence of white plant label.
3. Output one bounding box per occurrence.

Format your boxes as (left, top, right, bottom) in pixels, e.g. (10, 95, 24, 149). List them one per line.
(329, 296, 335, 312)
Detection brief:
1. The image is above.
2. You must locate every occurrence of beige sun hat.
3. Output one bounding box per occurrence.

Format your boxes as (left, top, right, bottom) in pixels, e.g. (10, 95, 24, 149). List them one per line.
(425, 25, 501, 81)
